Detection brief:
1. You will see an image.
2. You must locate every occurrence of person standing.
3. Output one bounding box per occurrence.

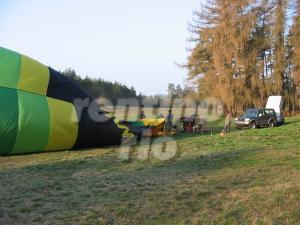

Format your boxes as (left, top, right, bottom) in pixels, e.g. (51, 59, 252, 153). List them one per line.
(224, 111, 232, 133)
(165, 109, 173, 132)
(139, 110, 146, 120)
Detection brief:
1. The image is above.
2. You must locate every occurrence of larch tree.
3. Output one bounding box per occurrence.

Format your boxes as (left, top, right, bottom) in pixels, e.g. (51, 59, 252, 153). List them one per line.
(290, 0, 300, 111)
(271, 0, 288, 95)
(186, 0, 298, 114)
(187, 0, 256, 114)
(250, 0, 274, 105)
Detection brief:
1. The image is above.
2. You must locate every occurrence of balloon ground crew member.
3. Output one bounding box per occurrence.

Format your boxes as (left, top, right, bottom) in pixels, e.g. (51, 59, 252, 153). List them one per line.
(224, 111, 232, 133)
(165, 109, 173, 132)
(139, 110, 146, 120)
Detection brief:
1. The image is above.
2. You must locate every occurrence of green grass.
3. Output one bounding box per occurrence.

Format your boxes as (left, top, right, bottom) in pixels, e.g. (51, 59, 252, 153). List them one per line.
(1, 117, 300, 225)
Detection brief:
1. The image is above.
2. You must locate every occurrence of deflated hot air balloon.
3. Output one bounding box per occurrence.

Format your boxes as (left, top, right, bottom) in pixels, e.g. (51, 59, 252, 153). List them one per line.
(0, 47, 134, 155)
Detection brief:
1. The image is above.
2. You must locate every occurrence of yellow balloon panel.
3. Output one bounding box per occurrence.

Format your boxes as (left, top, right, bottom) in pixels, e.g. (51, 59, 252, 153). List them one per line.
(46, 97, 78, 151)
(18, 55, 50, 95)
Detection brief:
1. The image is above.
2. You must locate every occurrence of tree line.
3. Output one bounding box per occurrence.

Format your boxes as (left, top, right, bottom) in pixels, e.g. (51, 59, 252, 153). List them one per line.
(61, 68, 142, 104)
(186, 0, 300, 115)
(167, 83, 197, 98)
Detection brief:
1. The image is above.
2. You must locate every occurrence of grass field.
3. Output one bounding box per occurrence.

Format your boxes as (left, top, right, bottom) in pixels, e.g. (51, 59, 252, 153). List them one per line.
(1, 117, 300, 225)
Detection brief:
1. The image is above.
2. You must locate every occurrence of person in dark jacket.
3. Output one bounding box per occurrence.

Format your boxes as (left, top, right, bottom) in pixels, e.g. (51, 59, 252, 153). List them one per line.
(139, 110, 146, 120)
(165, 110, 173, 132)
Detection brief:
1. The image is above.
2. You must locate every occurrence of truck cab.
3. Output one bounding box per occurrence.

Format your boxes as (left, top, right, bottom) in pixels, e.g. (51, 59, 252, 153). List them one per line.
(235, 108, 278, 129)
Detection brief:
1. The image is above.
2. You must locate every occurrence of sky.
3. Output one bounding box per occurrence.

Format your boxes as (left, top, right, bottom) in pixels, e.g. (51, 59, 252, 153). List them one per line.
(0, 0, 203, 95)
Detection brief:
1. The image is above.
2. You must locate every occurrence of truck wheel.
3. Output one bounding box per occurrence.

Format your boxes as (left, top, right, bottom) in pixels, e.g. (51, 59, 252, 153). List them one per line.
(251, 122, 257, 129)
(269, 120, 275, 128)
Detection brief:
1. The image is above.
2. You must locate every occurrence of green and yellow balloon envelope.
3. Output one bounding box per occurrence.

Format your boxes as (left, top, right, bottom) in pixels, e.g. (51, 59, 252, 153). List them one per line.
(0, 47, 132, 155)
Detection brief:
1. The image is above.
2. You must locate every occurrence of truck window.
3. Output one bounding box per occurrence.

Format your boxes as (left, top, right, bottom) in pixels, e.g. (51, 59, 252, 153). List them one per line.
(264, 109, 275, 116)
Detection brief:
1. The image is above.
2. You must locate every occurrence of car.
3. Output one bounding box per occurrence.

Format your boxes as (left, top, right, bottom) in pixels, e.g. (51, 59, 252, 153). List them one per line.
(235, 108, 279, 129)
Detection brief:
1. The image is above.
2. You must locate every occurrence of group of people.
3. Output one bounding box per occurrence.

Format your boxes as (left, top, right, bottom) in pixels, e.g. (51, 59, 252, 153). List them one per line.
(138, 109, 233, 134)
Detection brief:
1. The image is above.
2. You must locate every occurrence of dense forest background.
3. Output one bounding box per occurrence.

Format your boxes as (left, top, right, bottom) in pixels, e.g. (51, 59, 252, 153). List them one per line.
(186, 0, 300, 115)
(61, 69, 198, 107)
(61, 68, 142, 104)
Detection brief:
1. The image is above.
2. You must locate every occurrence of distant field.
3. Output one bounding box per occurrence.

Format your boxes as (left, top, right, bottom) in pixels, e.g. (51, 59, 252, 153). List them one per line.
(1, 117, 300, 225)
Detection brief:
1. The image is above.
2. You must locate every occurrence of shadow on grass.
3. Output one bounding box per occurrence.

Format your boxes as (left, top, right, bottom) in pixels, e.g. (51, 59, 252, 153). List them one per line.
(0, 146, 265, 225)
(0, 147, 264, 208)
(282, 117, 300, 126)
(0, 146, 262, 188)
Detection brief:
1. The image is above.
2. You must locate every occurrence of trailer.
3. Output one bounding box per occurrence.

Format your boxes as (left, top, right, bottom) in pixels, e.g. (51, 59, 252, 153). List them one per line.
(266, 96, 285, 124)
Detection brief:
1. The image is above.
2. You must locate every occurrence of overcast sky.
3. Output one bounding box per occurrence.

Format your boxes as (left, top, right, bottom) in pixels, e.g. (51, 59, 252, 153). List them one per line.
(0, 0, 203, 95)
